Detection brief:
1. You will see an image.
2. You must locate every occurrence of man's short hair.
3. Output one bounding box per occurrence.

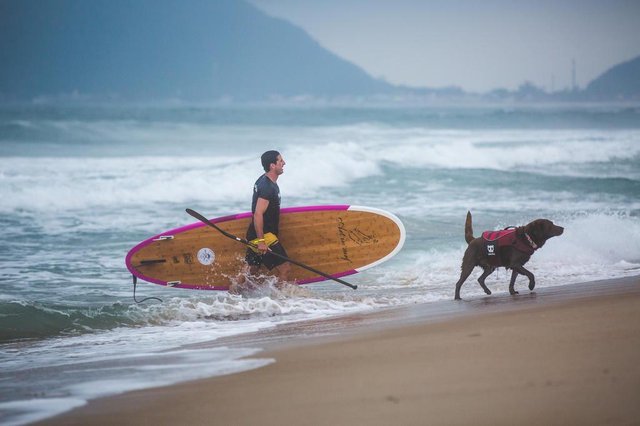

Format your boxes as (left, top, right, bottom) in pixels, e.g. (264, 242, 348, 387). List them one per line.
(261, 150, 280, 172)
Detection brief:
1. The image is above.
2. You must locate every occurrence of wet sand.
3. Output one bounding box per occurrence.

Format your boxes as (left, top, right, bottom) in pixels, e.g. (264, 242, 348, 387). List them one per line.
(41, 276, 640, 425)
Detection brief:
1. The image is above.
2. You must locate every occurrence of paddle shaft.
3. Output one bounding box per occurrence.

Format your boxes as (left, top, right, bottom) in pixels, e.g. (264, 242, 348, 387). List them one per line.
(185, 208, 357, 290)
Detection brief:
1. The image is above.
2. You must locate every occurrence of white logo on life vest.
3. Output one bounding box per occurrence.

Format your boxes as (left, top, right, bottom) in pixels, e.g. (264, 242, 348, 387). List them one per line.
(197, 248, 215, 265)
(487, 244, 496, 255)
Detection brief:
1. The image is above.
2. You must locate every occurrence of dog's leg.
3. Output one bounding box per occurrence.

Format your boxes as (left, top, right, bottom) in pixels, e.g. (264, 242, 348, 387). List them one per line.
(477, 267, 495, 295)
(509, 269, 519, 295)
(513, 265, 536, 290)
(454, 263, 475, 300)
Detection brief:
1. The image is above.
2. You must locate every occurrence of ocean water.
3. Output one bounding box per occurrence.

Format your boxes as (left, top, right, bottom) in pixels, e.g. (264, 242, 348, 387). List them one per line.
(1, 103, 639, 424)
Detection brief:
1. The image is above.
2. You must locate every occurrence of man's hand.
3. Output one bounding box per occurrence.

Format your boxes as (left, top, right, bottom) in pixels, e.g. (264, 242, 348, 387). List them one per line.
(254, 197, 270, 254)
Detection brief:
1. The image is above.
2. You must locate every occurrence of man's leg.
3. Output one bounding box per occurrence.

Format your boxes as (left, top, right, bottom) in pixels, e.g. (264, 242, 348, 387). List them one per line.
(275, 262, 291, 284)
(231, 250, 263, 294)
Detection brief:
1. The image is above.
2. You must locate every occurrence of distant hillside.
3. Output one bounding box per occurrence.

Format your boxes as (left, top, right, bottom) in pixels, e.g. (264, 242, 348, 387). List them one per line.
(0, 0, 393, 101)
(584, 55, 640, 101)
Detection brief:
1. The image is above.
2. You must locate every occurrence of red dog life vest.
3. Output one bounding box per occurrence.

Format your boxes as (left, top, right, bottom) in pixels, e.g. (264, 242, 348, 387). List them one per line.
(481, 229, 536, 266)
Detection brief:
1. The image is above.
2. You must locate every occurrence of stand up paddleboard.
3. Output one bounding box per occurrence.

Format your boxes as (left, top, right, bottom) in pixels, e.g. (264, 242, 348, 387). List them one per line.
(126, 205, 405, 290)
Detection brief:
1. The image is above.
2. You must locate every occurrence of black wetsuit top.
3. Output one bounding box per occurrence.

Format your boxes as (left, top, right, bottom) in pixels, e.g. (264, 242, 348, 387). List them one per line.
(246, 174, 281, 239)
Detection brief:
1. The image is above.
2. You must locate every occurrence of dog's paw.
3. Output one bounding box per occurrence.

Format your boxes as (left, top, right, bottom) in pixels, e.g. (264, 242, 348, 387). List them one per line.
(509, 289, 519, 295)
(529, 281, 536, 290)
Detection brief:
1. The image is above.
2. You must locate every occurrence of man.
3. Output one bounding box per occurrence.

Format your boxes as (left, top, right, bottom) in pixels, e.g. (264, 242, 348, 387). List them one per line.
(233, 150, 291, 292)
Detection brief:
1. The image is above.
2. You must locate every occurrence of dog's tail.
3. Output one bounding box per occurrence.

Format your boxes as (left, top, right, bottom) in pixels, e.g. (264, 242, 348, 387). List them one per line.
(464, 211, 474, 244)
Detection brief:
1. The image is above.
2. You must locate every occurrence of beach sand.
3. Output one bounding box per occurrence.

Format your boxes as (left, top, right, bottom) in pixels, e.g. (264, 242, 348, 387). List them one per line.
(41, 277, 640, 425)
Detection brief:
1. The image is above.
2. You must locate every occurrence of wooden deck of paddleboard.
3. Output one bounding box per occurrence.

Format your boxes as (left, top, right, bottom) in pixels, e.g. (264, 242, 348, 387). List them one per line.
(127, 207, 404, 290)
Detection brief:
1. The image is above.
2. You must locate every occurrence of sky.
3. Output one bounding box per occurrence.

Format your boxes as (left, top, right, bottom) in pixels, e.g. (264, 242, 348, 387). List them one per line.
(250, 0, 640, 93)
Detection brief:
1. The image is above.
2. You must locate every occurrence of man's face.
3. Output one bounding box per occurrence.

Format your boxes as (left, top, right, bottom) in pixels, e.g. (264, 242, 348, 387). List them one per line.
(273, 155, 285, 175)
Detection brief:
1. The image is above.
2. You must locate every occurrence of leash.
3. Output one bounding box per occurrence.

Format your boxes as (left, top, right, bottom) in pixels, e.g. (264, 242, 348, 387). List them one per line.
(132, 274, 163, 304)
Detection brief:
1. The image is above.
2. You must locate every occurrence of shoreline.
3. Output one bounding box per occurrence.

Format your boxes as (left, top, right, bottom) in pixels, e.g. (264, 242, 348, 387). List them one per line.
(41, 276, 640, 425)
(205, 275, 640, 352)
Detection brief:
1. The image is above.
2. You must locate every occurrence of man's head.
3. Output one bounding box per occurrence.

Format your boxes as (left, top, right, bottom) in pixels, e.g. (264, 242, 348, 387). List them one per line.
(261, 150, 284, 174)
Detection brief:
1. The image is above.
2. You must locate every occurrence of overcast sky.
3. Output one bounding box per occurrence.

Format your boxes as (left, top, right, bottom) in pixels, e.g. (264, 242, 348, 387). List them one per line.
(250, 0, 640, 92)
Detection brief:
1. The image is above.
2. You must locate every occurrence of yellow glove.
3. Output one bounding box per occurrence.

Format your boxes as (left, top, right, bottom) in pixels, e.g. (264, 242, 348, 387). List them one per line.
(249, 232, 279, 253)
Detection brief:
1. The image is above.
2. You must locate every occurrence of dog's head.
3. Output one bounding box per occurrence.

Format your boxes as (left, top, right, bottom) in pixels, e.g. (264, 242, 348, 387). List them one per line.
(523, 219, 564, 248)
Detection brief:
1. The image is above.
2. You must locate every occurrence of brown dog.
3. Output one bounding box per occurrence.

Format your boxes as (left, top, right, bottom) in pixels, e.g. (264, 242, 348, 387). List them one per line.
(454, 211, 564, 300)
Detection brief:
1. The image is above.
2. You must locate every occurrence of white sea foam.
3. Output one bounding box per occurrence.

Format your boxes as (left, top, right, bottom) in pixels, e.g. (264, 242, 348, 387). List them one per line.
(0, 156, 253, 212)
(2, 127, 638, 213)
(0, 398, 86, 426)
(537, 213, 640, 266)
(0, 345, 273, 426)
(63, 347, 274, 399)
(373, 128, 640, 173)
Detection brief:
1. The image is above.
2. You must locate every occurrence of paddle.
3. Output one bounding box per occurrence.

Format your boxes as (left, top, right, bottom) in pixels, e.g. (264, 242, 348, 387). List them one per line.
(185, 208, 358, 290)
